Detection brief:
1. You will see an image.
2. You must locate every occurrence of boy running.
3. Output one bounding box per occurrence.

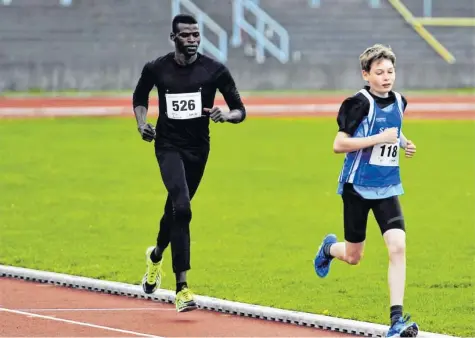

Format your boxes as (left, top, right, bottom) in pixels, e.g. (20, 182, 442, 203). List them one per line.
(314, 44, 419, 338)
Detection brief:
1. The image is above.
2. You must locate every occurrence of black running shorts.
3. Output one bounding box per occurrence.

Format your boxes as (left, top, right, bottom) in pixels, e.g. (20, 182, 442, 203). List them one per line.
(341, 183, 405, 243)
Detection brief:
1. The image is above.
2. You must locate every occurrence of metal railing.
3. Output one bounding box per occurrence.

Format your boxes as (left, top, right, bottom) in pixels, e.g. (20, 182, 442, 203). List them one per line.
(231, 0, 289, 63)
(409, 0, 475, 27)
(387, 0, 456, 63)
(171, 0, 228, 63)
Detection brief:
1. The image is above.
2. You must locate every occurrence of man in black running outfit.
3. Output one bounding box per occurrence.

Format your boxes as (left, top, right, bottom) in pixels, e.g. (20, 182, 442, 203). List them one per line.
(132, 13, 246, 313)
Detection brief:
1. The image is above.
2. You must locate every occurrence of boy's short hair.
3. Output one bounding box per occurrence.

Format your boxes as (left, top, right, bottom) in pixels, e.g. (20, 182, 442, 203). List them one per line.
(359, 44, 396, 72)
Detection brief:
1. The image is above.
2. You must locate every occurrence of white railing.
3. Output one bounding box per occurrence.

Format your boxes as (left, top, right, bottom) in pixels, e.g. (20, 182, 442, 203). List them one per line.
(171, 0, 228, 63)
(231, 0, 289, 63)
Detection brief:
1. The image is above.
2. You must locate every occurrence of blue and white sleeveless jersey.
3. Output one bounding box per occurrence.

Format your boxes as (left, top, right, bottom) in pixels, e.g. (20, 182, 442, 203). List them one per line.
(337, 89, 405, 199)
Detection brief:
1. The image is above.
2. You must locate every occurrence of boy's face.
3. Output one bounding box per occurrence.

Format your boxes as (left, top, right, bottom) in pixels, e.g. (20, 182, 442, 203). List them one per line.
(362, 58, 395, 96)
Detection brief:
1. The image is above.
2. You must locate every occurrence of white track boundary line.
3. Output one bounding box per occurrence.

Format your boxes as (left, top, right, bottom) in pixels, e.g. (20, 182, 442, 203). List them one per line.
(0, 102, 474, 117)
(15, 307, 176, 312)
(0, 265, 458, 338)
(1, 308, 163, 338)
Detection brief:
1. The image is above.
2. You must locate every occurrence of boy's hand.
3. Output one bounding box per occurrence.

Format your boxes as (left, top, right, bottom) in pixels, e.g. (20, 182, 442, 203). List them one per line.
(377, 127, 398, 144)
(405, 140, 416, 158)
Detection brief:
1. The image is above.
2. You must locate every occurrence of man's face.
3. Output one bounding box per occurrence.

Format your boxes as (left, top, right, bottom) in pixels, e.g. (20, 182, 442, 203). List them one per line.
(172, 23, 200, 57)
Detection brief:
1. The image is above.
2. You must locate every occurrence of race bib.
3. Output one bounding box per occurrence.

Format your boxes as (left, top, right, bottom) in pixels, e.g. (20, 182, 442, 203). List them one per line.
(165, 92, 202, 120)
(369, 140, 400, 167)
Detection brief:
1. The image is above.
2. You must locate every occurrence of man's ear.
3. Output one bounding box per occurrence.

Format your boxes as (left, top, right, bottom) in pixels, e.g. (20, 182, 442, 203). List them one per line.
(170, 32, 175, 41)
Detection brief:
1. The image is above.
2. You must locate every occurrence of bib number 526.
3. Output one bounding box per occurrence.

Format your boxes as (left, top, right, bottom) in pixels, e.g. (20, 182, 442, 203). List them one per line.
(165, 92, 202, 120)
(172, 99, 196, 112)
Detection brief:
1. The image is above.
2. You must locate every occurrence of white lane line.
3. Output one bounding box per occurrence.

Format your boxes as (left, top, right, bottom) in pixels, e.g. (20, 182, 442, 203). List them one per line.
(1, 308, 164, 338)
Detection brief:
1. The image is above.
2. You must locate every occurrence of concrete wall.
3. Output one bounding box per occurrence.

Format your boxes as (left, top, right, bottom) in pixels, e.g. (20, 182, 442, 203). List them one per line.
(0, 0, 473, 92)
(1, 59, 473, 92)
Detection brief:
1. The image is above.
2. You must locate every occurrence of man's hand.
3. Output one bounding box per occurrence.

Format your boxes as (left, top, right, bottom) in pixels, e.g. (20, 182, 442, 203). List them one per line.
(404, 140, 416, 158)
(204, 107, 230, 123)
(138, 122, 156, 142)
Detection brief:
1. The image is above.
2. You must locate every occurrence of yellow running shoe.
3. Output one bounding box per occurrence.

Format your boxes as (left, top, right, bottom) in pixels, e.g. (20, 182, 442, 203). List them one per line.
(175, 287, 198, 313)
(141, 246, 163, 294)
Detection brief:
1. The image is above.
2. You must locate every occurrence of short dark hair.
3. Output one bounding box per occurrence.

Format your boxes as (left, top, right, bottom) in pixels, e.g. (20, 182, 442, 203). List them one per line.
(172, 14, 198, 33)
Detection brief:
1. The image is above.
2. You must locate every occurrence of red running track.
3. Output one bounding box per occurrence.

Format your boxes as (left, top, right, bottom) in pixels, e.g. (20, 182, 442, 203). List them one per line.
(0, 278, 356, 337)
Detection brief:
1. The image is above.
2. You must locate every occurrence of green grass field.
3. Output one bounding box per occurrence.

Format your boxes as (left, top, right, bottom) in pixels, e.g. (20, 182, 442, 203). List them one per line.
(1, 117, 474, 336)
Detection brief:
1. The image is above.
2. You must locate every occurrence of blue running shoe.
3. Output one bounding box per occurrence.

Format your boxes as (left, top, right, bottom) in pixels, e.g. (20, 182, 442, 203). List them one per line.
(314, 234, 337, 278)
(386, 314, 419, 338)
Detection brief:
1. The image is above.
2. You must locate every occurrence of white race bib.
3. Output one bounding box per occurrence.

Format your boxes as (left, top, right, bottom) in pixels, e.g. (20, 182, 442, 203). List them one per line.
(165, 92, 202, 120)
(369, 140, 400, 167)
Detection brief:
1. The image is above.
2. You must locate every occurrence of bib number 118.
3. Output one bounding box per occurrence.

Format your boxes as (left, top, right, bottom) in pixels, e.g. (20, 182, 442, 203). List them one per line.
(380, 144, 398, 158)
